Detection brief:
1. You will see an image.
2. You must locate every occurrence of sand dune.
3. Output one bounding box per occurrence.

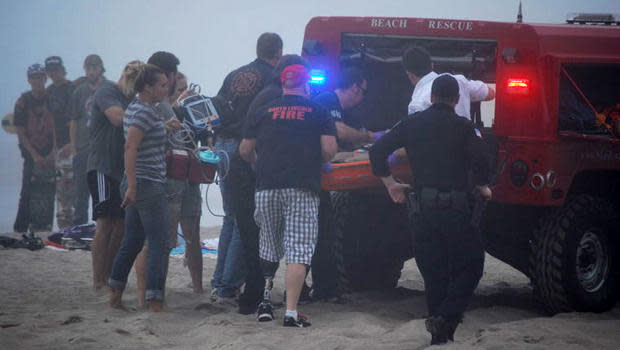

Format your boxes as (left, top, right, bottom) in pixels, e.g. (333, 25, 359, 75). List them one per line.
(1, 228, 618, 349)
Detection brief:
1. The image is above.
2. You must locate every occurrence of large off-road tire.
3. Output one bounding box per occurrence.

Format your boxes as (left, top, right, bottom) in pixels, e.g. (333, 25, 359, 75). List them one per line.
(332, 191, 411, 292)
(530, 195, 619, 314)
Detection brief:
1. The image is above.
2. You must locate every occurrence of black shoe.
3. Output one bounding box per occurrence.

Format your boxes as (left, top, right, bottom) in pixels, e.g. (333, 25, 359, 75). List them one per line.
(238, 294, 261, 315)
(257, 301, 274, 322)
(283, 314, 311, 328)
(425, 316, 448, 345)
(446, 318, 461, 341)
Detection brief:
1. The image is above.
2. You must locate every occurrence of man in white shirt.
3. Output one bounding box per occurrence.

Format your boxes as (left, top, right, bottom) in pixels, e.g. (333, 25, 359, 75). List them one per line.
(403, 47, 495, 119)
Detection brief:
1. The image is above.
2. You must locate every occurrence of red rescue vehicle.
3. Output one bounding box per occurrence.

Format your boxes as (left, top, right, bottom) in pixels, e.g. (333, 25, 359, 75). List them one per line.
(302, 15, 620, 313)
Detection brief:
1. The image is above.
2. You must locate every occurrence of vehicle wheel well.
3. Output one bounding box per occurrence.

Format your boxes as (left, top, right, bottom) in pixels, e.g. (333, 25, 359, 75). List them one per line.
(567, 170, 620, 209)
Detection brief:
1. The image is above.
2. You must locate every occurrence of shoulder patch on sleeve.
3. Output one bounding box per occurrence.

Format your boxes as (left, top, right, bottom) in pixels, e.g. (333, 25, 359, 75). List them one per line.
(330, 110, 342, 120)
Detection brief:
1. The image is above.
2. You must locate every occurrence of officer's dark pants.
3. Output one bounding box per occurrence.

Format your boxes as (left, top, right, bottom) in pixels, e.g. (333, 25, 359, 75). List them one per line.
(310, 190, 339, 298)
(14, 157, 34, 233)
(412, 207, 484, 323)
(228, 153, 264, 310)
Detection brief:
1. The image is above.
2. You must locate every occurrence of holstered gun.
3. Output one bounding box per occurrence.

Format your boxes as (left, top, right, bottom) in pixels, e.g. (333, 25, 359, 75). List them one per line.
(419, 187, 470, 213)
(407, 191, 420, 220)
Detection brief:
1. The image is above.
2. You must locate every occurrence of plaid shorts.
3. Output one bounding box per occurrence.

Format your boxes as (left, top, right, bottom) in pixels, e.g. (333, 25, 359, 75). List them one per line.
(254, 188, 319, 265)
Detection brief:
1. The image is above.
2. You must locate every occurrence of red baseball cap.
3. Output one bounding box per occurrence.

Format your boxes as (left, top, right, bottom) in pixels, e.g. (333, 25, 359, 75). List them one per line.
(280, 64, 310, 88)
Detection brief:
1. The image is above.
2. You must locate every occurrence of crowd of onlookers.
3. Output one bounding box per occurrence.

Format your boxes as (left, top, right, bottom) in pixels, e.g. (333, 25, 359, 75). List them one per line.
(12, 33, 336, 323)
(13, 52, 207, 312)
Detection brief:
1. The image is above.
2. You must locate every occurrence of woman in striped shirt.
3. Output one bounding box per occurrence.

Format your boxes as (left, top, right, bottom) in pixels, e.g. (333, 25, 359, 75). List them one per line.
(108, 63, 171, 312)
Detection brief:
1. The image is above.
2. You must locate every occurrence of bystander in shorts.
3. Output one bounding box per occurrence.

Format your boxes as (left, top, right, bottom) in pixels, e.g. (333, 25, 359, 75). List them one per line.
(165, 178, 202, 249)
(254, 188, 319, 265)
(87, 170, 124, 220)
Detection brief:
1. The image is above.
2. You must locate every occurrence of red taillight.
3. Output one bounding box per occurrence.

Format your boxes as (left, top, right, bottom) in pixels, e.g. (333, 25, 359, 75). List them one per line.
(507, 78, 530, 95)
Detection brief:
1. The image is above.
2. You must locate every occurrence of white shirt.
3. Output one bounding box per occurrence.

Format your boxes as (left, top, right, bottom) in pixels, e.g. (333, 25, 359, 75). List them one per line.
(407, 72, 489, 119)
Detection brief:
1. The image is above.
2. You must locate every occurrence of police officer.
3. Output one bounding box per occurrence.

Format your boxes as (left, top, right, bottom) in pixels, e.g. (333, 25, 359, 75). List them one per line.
(369, 75, 492, 345)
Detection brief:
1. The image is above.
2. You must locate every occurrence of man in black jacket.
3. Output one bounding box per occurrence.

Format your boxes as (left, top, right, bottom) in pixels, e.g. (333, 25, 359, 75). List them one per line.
(369, 75, 492, 345)
(213, 33, 283, 313)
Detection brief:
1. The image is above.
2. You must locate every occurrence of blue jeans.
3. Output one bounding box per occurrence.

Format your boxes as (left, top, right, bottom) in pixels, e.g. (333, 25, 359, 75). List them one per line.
(211, 140, 246, 297)
(109, 178, 169, 301)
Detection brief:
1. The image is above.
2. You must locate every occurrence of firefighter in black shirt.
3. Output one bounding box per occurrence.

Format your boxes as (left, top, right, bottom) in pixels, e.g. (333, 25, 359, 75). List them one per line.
(369, 75, 492, 345)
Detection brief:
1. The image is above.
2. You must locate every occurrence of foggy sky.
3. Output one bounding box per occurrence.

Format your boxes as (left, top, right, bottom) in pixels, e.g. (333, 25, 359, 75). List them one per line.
(1, 0, 618, 114)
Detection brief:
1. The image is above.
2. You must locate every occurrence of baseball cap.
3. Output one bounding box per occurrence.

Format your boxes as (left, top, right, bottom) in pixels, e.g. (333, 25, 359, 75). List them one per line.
(44, 56, 64, 70)
(431, 74, 459, 101)
(84, 54, 103, 67)
(27, 64, 46, 77)
(280, 64, 310, 88)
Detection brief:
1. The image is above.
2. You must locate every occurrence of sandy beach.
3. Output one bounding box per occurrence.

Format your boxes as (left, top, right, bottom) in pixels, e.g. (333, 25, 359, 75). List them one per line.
(1, 227, 618, 350)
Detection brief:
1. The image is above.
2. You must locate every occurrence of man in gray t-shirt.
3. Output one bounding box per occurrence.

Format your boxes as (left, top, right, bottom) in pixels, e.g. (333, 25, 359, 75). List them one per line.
(87, 77, 131, 291)
(88, 80, 129, 182)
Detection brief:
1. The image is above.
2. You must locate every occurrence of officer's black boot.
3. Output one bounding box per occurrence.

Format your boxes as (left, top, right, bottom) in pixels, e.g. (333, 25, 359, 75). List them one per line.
(425, 316, 449, 345)
(446, 318, 460, 342)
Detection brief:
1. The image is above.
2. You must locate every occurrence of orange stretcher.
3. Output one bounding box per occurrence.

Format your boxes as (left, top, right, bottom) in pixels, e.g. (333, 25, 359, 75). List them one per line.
(320, 151, 412, 191)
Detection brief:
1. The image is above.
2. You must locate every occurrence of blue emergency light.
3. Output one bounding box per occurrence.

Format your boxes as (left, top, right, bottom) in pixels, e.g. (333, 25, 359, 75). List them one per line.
(310, 69, 326, 85)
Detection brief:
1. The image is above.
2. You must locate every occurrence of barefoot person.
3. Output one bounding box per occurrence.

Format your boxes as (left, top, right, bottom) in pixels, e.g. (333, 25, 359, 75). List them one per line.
(88, 60, 141, 290)
(133, 52, 204, 307)
(108, 63, 171, 312)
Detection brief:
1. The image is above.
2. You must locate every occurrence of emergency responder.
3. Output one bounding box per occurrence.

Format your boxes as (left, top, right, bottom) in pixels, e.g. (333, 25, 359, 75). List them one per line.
(240, 63, 337, 327)
(313, 67, 380, 151)
(403, 46, 495, 119)
(243, 54, 315, 305)
(310, 67, 385, 302)
(369, 75, 492, 345)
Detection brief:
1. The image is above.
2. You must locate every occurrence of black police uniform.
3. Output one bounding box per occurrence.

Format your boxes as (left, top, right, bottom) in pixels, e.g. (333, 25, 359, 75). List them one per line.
(369, 102, 490, 342)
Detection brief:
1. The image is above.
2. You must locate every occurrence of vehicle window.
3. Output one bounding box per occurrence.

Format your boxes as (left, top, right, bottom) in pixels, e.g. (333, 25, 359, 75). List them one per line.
(558, 64, 620, 135)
